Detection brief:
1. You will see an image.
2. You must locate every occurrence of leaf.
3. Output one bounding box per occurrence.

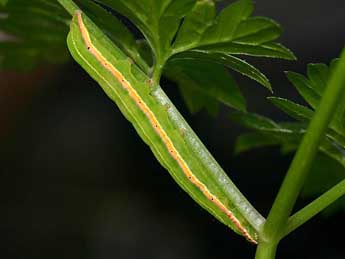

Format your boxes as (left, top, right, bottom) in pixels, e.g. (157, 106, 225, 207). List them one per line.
(286, 71, 320, 109)
(268, 97, 314, 121)
(232, 111, 345, 167)
(282, 60, 345, 135)
(173, 0, 216, 50)
(166, 59, 246, 113)
(232, 17, 282, 45)
(301, 153, 345, 215)
(220, 54, 271, 90)
(96, 0, 294, 111)
(331, 59, 345, 133)
(230, 112, 280, 131)
(199, 0, 254, 46)
(320, 137, 345, 169)
(0, 0, 70, 70)
(0, 0, 8, 6)
(335, 90, 345, 133)
(231, 117, 307, 151)
(170, 0, 294, 101)
(170, 50, 271, 90)
(177, 74, 220, 115)
(172, 0, 294, 59)
(235, 132, 280, 154)
(99, 0, 196, 59)
(306, 63, 329, 95)
(198, 42, 296, 60)
(230, 57, 345, 215)
(0, 0, 151, 71)
(136, 39, 153, 67)
(303, 154, 344, 196)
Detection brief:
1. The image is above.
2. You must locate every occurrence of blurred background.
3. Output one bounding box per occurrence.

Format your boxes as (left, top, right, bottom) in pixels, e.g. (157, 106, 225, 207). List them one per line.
(1, 0, 345, 258)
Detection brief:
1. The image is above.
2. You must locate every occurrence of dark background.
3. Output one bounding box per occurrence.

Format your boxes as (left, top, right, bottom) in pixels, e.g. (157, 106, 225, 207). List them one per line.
(1, 0, 345, 258)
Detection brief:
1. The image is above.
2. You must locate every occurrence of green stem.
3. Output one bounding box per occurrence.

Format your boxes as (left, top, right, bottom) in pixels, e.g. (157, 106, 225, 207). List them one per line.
(255, 241, 278, 259)
(257, 48, 345, 256)
(151, 61, 164, 86)
(151, 50, 171, 86)
(285, 179, 345, 236)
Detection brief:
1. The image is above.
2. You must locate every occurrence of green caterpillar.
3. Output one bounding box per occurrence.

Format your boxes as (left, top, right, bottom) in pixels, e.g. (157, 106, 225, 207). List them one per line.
(67, 10, 264, 243)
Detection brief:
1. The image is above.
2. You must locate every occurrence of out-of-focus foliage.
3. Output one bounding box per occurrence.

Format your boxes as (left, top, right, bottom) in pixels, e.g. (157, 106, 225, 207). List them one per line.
(0, 0, 70, 70)
(232, 59, 345, 213)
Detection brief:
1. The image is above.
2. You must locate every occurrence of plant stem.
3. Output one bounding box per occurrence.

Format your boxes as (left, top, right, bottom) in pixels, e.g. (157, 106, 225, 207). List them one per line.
(255, 241, 278, 259)
(284, 179, 345, 236)
(256, 48, 345, 258)
(151, 61, 164, 86)
(151, 50, 170, 86)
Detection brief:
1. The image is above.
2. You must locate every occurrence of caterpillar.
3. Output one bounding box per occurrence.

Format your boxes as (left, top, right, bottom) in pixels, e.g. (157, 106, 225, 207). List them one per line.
(66, 10, 264, 244)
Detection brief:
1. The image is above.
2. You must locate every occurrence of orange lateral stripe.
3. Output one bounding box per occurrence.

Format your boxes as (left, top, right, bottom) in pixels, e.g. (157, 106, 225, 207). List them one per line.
(76, 11, 256, 244)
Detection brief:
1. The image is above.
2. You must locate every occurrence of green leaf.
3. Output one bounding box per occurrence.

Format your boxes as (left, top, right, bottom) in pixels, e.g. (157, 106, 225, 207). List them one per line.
(171, 0, 294, 59)
(284, 60, 345, 135)
(235, 132, 280, 154)
(172, 0, 294, 59)
(0, 0, 151, 71)
(220, 54, 271, 90)
(199, 0, 254, 46)
(286, 71, 320, 109)
(0, 0, 8, 6)
(198, 42, 296, 60)
(136, 39, 153, 67)
(303, 154, 345, 196)
(166, 59, 246, 113)
(170, 50, 271, 90)
(268, 97, 314, 121)
(173, 0, 216, 50)
(231, 114, 305, 156)
(95, 0, 294, 111)
(177, 74, 220, 115)
(320, 137, 345, 169)
(331, 59, 345, 133)
(99, 0, 196, 60)
(306, 63, 329, 95)
(234, 126, 345, 214)
(155, 0, 197, 53)
(301, 153, 345, 215)
(170, 0, 294, 100)
(0, 0, 70, 70)
(232, 112, 345, 168)
(335, 91, 345, 133)
(230, 112, 280, 131)
(232, 17, 282, 45)
(231, 57, 345, 215)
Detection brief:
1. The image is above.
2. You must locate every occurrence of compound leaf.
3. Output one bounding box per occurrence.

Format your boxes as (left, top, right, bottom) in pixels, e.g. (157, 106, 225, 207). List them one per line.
(166, 59, 246, 113)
